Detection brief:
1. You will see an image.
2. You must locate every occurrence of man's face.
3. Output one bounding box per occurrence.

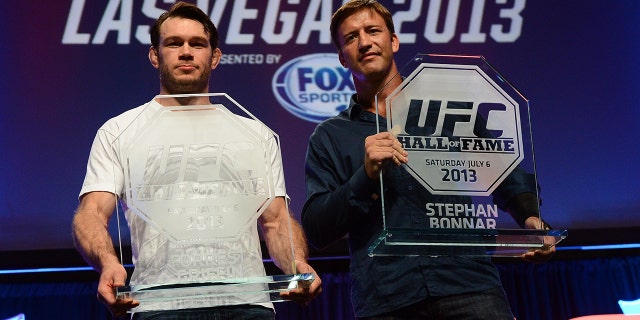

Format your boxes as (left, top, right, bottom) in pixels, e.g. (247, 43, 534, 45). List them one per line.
(336, 9, 399, 83)
(150, 17, 220, 94)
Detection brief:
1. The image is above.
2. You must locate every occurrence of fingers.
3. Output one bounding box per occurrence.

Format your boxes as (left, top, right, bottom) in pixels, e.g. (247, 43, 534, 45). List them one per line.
(111, 298, 139, 318)
(379, 132, 408, 159)
(281, 278, 322, 307)
(280, 261, 322, 307)
(97, 264, 139, 317)
(520, 217, 557, 263)
(364, 132, 408, 178)
(97, 289, 139, 318)
(521, 243, 556, 263)
(366, 133, 407, 157)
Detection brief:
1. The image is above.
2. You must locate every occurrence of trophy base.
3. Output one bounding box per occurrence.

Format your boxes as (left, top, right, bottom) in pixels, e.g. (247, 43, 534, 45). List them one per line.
(368, 228, 567, 257)
(116, 273, 314, 311)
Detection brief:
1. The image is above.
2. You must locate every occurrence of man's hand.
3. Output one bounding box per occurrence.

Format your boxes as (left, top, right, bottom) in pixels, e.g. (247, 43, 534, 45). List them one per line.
(279, 260, 322, 307)
(97, 263, 139, 318)
(521, 216, 556, 263)
(364, 132, 408, 179)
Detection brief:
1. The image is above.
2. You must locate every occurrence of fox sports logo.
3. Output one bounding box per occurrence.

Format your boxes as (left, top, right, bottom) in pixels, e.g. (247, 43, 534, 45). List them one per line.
(272, 53, 354, 123)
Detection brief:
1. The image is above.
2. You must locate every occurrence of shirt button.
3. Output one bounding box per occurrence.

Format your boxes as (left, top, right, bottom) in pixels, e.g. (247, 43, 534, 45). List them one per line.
(408, 185, 413, 191)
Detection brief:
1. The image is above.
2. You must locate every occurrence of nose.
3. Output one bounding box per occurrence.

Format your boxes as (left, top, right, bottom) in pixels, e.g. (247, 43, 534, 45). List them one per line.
(358, 32, 372, 51)
(179, 44, 194, 59)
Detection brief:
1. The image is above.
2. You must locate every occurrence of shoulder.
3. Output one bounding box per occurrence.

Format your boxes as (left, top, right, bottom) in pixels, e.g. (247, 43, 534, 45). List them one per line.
(98, 100, 159, 138)
(312, 111, 350, 134)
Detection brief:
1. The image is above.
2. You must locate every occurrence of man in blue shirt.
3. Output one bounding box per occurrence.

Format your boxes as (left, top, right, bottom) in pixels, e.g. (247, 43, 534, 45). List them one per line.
(301, 1, 554, 319)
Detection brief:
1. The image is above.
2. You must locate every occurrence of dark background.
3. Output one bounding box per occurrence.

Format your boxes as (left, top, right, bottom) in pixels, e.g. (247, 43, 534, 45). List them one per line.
(0, 0, 638, 252)
(1, 1, 640, 319)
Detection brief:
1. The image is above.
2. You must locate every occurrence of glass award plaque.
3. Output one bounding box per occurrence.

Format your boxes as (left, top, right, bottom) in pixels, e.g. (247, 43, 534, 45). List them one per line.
(109, 93, 312, 311)
(368, 54, 567, 257)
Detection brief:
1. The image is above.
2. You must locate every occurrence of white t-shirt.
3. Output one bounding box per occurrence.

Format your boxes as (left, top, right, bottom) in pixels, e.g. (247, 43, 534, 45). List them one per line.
(80, 99, 287, 311)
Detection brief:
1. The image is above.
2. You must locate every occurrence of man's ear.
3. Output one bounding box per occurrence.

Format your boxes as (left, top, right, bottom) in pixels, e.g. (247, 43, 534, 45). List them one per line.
(391, 33, 400, 54)
(149, 46, 159, 69)
(211, 48, 222, 70)
(338, 50, 346, 68)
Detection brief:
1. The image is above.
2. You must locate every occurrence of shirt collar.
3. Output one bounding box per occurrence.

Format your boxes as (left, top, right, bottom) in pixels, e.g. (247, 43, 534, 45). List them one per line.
(345, 94, 387, 126)
(346, 94, 361, 120)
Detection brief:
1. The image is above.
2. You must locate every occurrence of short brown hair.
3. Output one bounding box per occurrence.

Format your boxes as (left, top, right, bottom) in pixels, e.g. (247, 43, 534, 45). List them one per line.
(330, 0, 395, 49)
(150, 1, 219, 50)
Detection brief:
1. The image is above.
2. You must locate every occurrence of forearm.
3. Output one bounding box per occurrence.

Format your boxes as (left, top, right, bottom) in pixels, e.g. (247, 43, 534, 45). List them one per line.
(502, 192, 541, 228)
(261, 197, 309, 274)
(302, 166, 377, 248)
(73, 218, 118, 271)
(264, 216, 309, 274)
(301, 188, 352, 249)
(72, 192, 120, 272)
(492, 168, 541, 227)
(265, 201, 323, 305)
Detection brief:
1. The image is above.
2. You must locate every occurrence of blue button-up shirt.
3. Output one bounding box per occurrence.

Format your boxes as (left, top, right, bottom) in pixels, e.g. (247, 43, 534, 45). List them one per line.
(302, 96, 537, 317)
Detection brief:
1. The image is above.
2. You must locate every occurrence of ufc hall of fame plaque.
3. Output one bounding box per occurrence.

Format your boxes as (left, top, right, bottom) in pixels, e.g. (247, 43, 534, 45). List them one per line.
(368, 54, 566, 257)
(110, 93, 312, 311)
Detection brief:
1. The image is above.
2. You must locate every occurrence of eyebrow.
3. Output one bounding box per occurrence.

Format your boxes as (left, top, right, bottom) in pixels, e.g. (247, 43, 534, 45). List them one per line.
(341, 24, 384, 39)
(161, 35, 210, 44)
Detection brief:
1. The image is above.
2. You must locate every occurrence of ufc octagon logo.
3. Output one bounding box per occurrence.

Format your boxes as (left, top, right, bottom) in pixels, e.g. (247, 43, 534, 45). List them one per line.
(386, 59, 525, 196)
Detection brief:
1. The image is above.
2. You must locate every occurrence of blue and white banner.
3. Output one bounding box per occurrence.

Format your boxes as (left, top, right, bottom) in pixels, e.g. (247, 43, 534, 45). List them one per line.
(0, 0, 638, 251)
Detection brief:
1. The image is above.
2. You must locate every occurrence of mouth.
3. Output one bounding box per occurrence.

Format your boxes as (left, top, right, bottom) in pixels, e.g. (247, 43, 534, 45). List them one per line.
(177, 64, 196, 71)
(359, 52, 379, 62)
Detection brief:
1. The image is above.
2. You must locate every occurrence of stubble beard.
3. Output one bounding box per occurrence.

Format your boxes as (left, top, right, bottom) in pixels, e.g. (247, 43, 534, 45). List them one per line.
(159, 63, 211, 94)
(355, 62, 389, 85)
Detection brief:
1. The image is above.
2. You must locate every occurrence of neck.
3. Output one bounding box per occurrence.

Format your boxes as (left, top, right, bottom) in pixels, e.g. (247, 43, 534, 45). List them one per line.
(354, 72, 403, 118)
(155, 93, 211, 107)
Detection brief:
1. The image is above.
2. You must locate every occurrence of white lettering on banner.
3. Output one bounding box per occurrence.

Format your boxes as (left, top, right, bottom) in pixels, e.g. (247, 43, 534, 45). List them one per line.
(393, 0, 422, 43)
(62, 0, 526, 45)
(93, 0, 133, 44)
(218, 53, 282, 64)
(221, 54, 256, 64)
(262, 0, 296, 44)
(295, 0, 332, 44)
(490, 0, 525, 42)
(460, 0, 487, 42)
(134, 0, 167, 44)
(424, 0, 460, 43)
(226, 0, 258, 44)
(61, 0, 90, 44)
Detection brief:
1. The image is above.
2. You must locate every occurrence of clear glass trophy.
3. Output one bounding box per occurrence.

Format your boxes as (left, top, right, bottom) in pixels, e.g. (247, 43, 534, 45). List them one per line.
(109, 93, 312, 311)
(368, 54, 567, 257)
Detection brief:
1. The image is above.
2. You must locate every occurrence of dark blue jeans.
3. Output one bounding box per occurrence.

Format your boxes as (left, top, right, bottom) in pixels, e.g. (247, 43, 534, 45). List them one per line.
(358, 287, 515, 320)
(131, 305, 274, 320)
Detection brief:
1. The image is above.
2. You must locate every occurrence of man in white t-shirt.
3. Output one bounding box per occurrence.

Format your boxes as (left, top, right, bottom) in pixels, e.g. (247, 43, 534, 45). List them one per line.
(71, 2, 321, 319)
